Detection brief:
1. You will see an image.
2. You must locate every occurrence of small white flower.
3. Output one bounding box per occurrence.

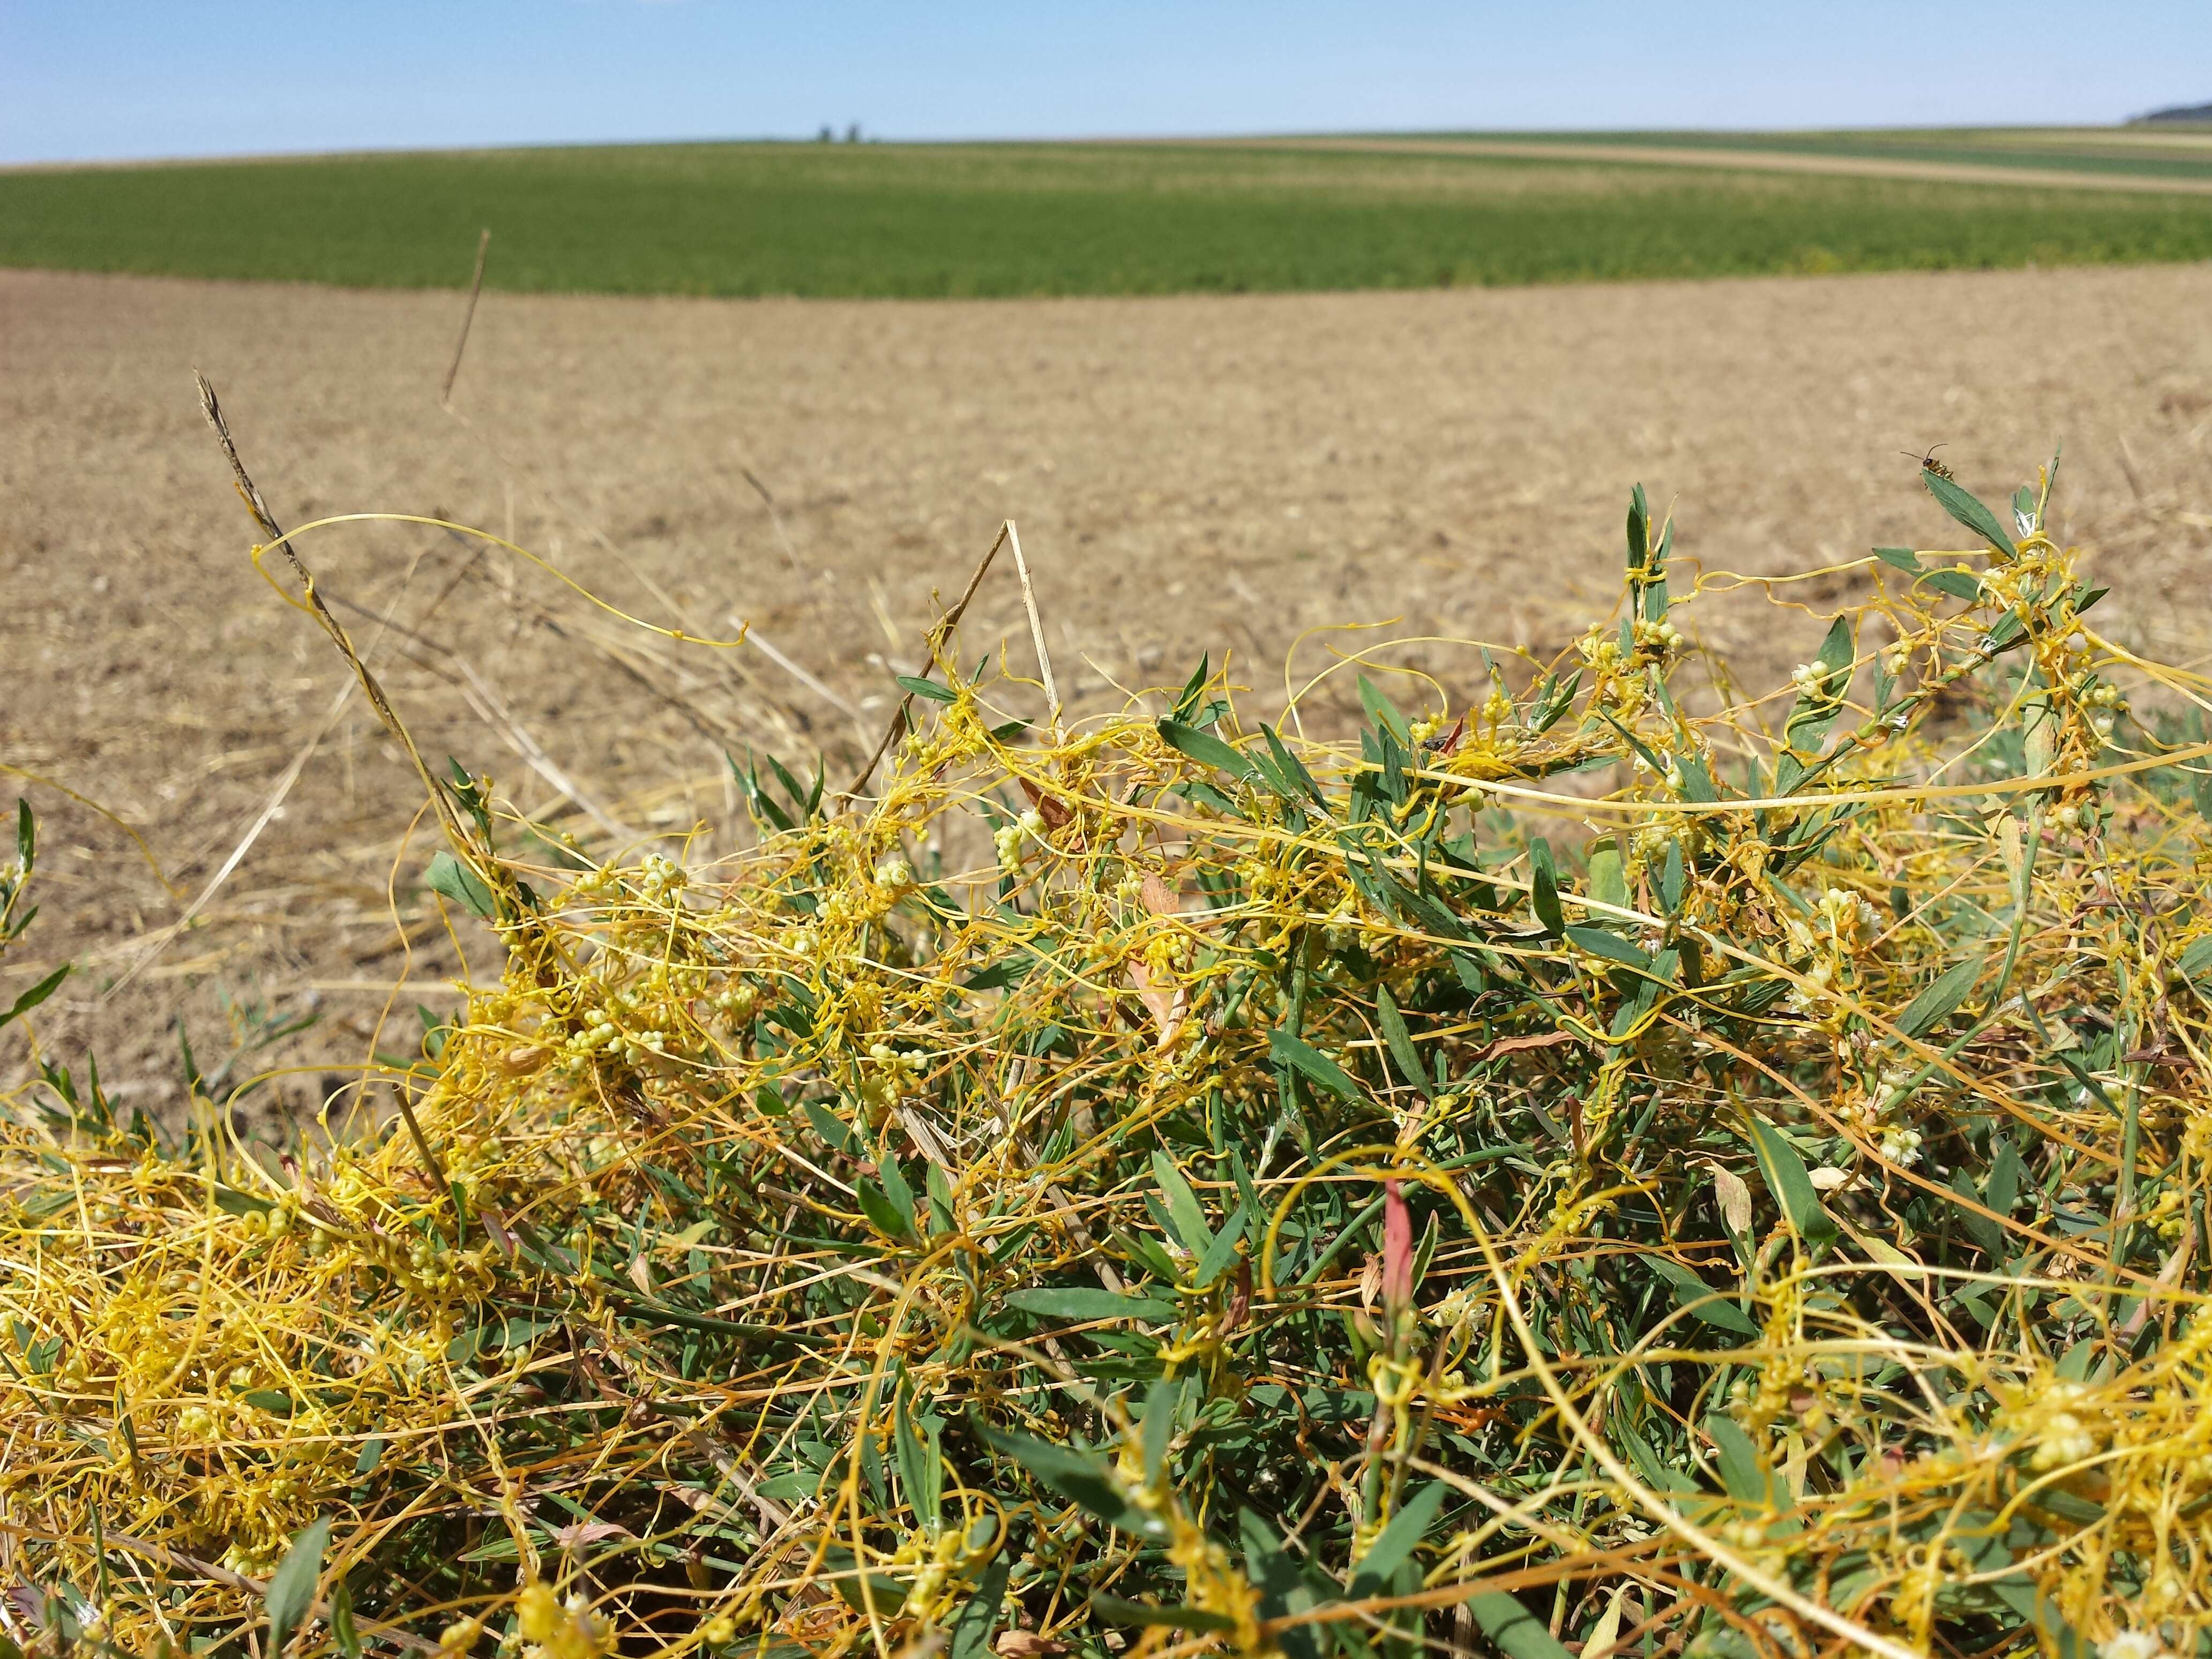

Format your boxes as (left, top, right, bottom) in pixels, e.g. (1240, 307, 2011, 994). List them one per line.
(2099, 1632, 2165, 1659)
(1878, 1128, 1923, 1168)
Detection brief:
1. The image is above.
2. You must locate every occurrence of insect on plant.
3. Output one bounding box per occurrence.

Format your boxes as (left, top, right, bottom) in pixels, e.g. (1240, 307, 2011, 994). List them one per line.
(1901, 442, 1955, 481)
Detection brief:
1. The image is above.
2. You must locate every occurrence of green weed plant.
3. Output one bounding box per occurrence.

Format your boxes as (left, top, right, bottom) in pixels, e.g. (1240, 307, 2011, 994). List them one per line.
(6, 454, 2212, 1659)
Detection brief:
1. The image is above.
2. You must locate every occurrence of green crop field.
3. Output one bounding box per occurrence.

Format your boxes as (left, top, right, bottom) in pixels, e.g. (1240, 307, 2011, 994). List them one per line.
(3, 136, 2210, 299)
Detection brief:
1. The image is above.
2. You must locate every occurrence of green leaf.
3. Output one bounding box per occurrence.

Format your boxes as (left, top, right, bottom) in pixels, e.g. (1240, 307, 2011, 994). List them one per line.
(877, 1156, 919, 1235)
(894, 1387, 942, 1532)
(1089, 1597, 1237, 1633)
(1528, 838, 1565, 936)
(1348, 1479, 1447, 1599)
(1005, 1288, 1179, 1324)
(1466, 1591, 1575, 1659)
(975, 1425, 1166, 1538)
(1660, 840, 1686, 914)
(803, 1100, 858, 1155)
(1897, 954, 1983, 1038)
(1269, 1030, 1362, 1101)
(1565, 924, 1650, 972)
(1645, 1257, 1759, 1335)
(1194, 1204, 1248, 1286)
(1261, 724, 1325, 805)
(0, 964, 68, 1033)
(424, 850, 497, 920)
(1705, 1415, 1770, 1506)
(1923, 468, 2017, 557)
(1375, 985, 1433, 1101)
(329, 1578, 361, 1659)
(355, 1436, 385, 1476)
(1139, 1376, 1180, 1481)
(1158, 719, 1255, 781)
(1242, 1509, 1326, 1659)
(1926, 568, 1983, 601)
(2180, 936, 2212, 995)
(1357, 675, 1411, 745)
(14, 798, 31, 870)
(947, 1558, 1008, 1659)
(1873, 546, 1925, 574)
(1170, 655, 1212, 725)
(1746, 1120, 1837, 1248)
(856, 1177, 917, 1243)
(895, 674, 958, 704)
(963, 955, 1033, 991)
(1675, 751, 1718, 803)
(1152, 1150, 1213, 1255)
(265, 1516, 331, 1655)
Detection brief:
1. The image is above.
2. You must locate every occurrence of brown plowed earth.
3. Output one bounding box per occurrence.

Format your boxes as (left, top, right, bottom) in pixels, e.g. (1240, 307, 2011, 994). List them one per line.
(4, 263, 2210, 1123)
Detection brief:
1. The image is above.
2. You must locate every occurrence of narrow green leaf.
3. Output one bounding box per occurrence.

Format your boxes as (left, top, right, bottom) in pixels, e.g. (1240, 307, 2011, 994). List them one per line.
(1005, 1287, 1178, 1324)
(856, 1177, 917, 1243)
(265, 1516, 331, 1655)
(1170, 656, 1212, 724)
(1194, 1204, 1248, 1286)
(1375, 986, 1433, 1101)
(1675, 751, 1717, 803)
(1926, 568, 1984, 601)
(1241, 1509, 1326, 1659)
(895, 674, 958, 704)
(1269, 1030, 1362, 1101)
(1923, 468, 2017, 557)
(329, 1579, 361, 1659)
(877, 1157, 918, 1235)
(1897, 955, 1983, 1038)
(1348, 1480, 1447, 1599)
(0, 964, 68, 1032)
(14, 799, 32, 869)
(1704, 1415, 1769, 1506)
(1357, 675, 1411, 745)
(1528, 838, 1565, 936)
(1746, 1120, 1837, 1247)
(1815, 614, 1855, 677)
(1660, 839, 1686, 914)
(1139, 1376, 1180, 1482)
(894, 1387, 941, 1533)
(1872, 546, 1925, 574)
(948, 1559, 1009, 1659)
(423, 850, 497, 920)
(1152, 1150, 1213, 1256)
(975, 1425, 1166, 1538)
(1089, 1597, 1236, 1633)
(1645, 1257, 1758, 1335)
(355, 1436, 385, 1476)
(1261, 724, 1325, 805)
(803, 1100, 858, 1155)
(1565, 924, 1650, 971)
(1587, 840, 1628, 909)
(1158, 719, 1256, 781)
(1466, 1592, 1575, 1659)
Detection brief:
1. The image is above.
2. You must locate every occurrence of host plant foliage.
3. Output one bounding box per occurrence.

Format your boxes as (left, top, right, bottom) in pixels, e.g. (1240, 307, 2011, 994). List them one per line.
(5, 454, 2212, 1659)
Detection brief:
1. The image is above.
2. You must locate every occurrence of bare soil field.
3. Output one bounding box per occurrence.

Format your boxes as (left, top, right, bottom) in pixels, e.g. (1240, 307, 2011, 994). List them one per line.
(4, 263, 2210, 1117)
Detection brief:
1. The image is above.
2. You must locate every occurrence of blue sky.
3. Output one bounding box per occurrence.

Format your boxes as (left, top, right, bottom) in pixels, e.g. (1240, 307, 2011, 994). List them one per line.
(2, 1, 2206, 165)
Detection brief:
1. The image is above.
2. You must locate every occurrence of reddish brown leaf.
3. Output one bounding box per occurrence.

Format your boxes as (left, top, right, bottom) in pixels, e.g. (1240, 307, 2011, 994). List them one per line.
(1016, 777, 1073, 830)
(1381, 1178, 1414, 1318)
(1124, 958, 1189, 1050)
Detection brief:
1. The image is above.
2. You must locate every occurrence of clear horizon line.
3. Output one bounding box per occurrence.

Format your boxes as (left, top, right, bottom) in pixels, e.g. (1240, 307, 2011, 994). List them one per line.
(4, 116, 2185, 173)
